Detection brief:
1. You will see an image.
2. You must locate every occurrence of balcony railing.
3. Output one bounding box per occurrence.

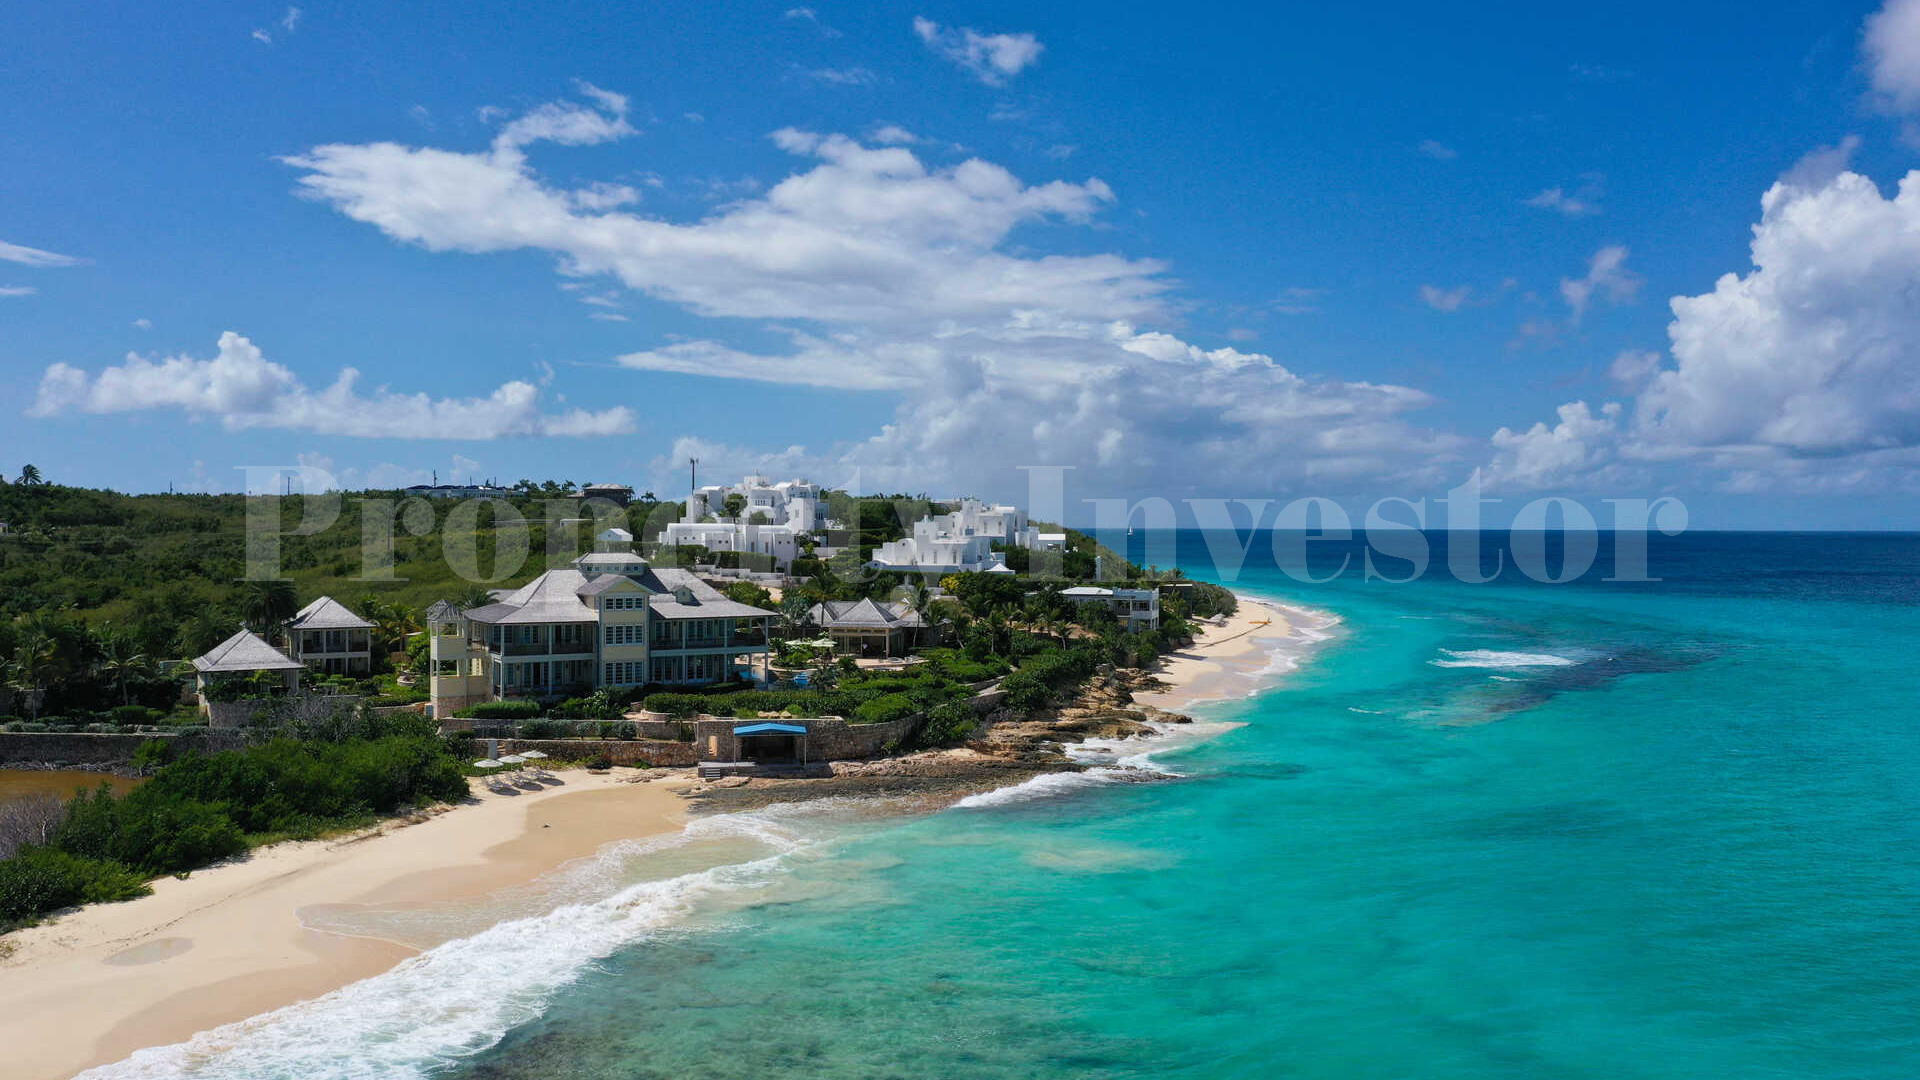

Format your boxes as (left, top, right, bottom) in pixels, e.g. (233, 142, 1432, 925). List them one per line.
(497, 639, 594, 657)
(652, 632, 769, 652)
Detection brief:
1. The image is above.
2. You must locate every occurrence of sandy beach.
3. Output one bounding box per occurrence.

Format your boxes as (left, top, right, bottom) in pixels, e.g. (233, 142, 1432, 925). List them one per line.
(0, 590, 1327, 1080)
(0, 771, 692, 1080)
(1134, 592, 1333, 713)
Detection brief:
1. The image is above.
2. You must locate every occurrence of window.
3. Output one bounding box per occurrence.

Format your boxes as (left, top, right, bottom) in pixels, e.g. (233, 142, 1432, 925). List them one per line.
(602, 624, 643, 646)
(603, 596, 645, 611)
(435, 659, 457, 676)
(602, 661, 642, 685)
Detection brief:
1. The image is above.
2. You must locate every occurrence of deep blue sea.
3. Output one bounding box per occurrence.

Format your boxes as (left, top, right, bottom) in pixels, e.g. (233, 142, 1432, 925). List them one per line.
(92, 531, 1920, 1080)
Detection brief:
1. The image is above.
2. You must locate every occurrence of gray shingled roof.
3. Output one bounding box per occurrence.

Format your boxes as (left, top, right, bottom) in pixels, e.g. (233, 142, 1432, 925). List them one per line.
(193, 628, 305, 673)
(424, 599, 463, 623)
(642, 568, 777, 620)
(285, 596, 375, 631)
(461, 565, 775, 624)
(462, 568, 598, 625)
(577, 574, 646, 597)
(810, 598, 926, 629)
(575, 552, 647, 570)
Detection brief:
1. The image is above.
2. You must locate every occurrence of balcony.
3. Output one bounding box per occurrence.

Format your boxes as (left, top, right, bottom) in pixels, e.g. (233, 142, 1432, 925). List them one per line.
(497, 638, 594, 657)
(652, 632, 769, 652)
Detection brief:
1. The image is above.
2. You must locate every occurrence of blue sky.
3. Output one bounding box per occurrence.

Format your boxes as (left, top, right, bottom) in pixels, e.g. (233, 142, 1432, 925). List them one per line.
(6, 0, 1920, 527)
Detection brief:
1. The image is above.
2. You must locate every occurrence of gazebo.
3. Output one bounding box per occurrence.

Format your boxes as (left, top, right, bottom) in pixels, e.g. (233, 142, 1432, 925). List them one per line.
(806, 599, 927, 657)
(190, 627, 305, 714)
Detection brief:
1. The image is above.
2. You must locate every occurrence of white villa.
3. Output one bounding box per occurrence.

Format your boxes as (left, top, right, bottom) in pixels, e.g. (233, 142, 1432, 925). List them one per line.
(662, 473, 826, 570)
(1060, 586, 1162, 632)
(428, 529, 777, 715)
(868, 498, 1038, 574)
(284, 596, 375, 676)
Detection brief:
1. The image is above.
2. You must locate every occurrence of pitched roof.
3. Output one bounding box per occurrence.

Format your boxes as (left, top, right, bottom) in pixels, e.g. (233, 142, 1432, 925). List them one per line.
(575, 552, 647, 570)
(462, 568, 598, 625)
(285, 596, 374, 631)
(577, 573, 646, 596)
(193, 628, 304, 673)
(424, 599, 463, 623)
(642, 567, 777, 620)
(810, 598, 926, 629)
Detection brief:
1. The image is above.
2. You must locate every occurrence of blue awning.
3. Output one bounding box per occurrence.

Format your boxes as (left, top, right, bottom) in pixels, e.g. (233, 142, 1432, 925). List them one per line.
(733, 722, 807, 736)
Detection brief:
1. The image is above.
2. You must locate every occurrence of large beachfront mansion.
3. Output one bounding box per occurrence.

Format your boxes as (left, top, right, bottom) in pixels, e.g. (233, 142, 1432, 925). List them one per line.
(427, 528, 776, 717)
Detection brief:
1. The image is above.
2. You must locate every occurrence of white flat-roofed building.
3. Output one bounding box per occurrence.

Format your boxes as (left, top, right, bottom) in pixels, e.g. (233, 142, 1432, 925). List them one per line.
(666, 473, 825, 570)
(866, 497, 1044, 574)
(868, 516, 1007, 574)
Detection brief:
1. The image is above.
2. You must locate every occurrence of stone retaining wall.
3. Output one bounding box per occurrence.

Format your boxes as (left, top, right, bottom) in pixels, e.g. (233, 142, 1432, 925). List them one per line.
(0, 731, 248, 767)
(693, 713, 920, 762)
(206, 694, 369, 730)
(496, 737, 699, 768)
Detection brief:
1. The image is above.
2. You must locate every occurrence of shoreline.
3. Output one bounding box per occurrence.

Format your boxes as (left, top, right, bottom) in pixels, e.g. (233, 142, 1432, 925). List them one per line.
(1135, 591, 1337, 714)
(1, 587, 1335, 1080)
(0, 772, 694, 1080)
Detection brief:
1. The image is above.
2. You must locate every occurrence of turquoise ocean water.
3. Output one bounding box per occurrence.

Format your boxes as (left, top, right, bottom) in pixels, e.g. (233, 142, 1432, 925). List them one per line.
(91, 531, 1920, 1079)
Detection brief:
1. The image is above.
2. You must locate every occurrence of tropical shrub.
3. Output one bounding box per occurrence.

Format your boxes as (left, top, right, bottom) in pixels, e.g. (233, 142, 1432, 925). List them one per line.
(643, 694, 706, 718)
(911, 700, 978, 748)
(853, 692, 919, 725)
(0, 848, 150, 927)
(455, 700, 540, 720)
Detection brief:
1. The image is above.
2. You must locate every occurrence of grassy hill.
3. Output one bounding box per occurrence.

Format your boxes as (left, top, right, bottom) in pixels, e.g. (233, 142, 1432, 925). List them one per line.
(0, 483, 1102, 660)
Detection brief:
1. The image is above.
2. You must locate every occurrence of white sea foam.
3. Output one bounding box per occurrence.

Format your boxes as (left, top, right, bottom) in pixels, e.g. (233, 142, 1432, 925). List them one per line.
(957, 596, 1336, 813)
(76, 812, 818, 1080)
(951, 769, 1129, 809)
(1429, 648, 1577, 670)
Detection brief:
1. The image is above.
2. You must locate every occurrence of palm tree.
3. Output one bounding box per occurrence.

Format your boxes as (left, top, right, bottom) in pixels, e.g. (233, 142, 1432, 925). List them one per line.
(16, 464, 42, 486)
(377, 605, 420, 658)
(778, 594, 816, 638)
(908, 583, 935, 650)
(456, 585, 495, 611)
(241, 580, 299, 637)
(93, 635, 155, 707)
(7, 633, 60, 720)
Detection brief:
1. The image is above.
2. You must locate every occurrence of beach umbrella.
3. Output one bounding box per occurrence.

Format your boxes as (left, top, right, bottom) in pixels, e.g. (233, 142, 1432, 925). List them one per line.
(517, 750, 549, 759)
(498, 754, 527, 764)
(472, 758, 504, 769)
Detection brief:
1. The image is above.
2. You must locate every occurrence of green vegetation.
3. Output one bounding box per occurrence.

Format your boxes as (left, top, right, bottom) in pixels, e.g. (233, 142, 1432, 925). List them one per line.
(0, 848, 151, 927)
(0, 731, 469, 929)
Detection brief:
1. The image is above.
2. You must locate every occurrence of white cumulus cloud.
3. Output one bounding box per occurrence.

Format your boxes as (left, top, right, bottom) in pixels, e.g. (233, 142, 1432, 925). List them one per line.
(1865, 0, 1920, 114)
(281, 92, 1468, 497)
(28, 331, 634, 439)
(1560, 245, 1639, 322)
(912, 17, 1043, 86)
(1489, 401, 1623, 490)
(1488, 165, 1920, 493)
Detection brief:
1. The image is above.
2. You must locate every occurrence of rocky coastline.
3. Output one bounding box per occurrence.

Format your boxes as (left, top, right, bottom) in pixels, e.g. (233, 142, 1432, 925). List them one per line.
(679, 666, 1191, 812)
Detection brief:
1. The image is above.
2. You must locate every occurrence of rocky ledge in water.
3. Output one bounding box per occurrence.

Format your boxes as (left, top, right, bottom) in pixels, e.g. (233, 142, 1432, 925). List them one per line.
(680, 666, 1191, 812)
